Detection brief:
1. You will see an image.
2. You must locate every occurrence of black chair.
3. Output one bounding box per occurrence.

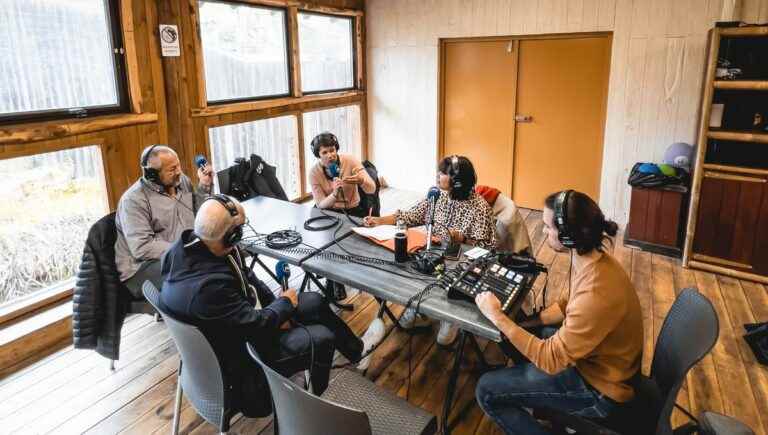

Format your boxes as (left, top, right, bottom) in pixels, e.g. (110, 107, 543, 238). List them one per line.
(143, 282, 238, 435)
(247, 343, 437, 435)
(534, 288, 753, 435)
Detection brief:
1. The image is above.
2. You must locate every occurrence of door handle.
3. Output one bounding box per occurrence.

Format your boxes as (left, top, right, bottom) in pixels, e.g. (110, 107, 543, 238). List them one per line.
(515, 115, 533, 123)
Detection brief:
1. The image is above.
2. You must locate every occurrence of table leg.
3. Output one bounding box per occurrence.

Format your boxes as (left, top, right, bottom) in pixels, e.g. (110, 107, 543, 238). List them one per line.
(468, 334, 505, 372)
(442, 330, 468, 435)
(307, 272, 354, 311)
(249, 254, 279, 283)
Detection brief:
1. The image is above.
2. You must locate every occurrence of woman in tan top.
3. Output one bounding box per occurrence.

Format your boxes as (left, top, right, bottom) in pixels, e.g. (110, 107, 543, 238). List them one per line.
(475, 190, 643, 435)
(308, 132, 376, 218)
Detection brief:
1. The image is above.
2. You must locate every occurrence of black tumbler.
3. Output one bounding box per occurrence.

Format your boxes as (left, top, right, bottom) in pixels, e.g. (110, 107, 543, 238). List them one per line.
(395, 230, 408, 263)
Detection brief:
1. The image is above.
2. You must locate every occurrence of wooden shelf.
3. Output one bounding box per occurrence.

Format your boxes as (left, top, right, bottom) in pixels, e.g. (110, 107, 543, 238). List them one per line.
(707, 130, 768, 143)
(701, 163, 768, 176)
(713, 80, 768, 90)
(719, 27, 768, 37)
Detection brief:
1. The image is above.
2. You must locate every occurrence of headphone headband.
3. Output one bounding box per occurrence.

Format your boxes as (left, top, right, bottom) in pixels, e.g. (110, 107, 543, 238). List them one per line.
(141, 144, 162, 185)
(203, 194, 243, 247)
(311, 132, 340, 158)
(554, 190, 577, 248)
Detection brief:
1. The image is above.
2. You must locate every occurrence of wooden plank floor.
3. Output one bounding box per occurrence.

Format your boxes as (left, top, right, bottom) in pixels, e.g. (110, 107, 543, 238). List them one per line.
(1, 188, 767, 434)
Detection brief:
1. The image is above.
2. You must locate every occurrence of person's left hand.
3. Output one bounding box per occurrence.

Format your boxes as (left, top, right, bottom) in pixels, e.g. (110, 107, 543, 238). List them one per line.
(197, 164, 214, 188)
(475, 292, 504, 324)
(342, 170, 364, 185)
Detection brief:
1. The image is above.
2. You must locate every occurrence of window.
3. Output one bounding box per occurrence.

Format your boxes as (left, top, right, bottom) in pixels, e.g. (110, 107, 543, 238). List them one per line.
(0, 146, 109, 307)
(303, 105, 362, 186)
(199, 1, 290, 103)
(208, 116, 301, 199)
(0, 0, 128, 123)
(298, 12, 355, 93)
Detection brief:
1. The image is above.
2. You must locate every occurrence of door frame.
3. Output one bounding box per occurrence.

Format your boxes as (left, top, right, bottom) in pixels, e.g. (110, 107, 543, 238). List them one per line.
(437, 32, 613, 198)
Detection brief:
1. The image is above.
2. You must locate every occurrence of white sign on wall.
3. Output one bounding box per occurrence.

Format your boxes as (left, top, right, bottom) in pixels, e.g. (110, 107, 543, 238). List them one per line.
(159, 24, 180, 57)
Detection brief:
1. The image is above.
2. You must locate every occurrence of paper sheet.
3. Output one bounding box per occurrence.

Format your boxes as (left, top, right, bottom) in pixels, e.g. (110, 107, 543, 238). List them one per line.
(351, 225, 399, 241)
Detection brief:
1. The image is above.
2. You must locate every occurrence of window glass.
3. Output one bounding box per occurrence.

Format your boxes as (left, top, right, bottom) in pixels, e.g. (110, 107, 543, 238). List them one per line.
(0, 0, 124, 120)
(298, 12, 354, 93)
(209, 115, 301, 200)
(199, 1, 290, 102)
(302, 105, 362, 188)
(0, 146, 109, 306)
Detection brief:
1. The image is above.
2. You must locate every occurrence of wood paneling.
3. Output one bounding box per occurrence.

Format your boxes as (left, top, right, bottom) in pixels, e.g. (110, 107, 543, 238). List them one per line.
(0, 0, 167, 210)
(366, 0, 768, 224)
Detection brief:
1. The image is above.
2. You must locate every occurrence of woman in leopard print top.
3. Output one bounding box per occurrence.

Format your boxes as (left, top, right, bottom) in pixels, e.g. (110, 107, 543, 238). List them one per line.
(364, 155, 497, 249)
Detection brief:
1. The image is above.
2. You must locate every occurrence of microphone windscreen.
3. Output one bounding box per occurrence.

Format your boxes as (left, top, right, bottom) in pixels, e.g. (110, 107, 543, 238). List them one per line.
(328, 162, 340, 178)
(427, 186, 440, 200)
(275, 260, 290, 281)
(195, 154, 208, 169)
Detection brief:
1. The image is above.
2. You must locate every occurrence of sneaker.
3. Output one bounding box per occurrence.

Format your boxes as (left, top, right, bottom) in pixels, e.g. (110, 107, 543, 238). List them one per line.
(397, 307, 432, 329)
(436, 320, 459, 346)
(357, 317, 386, 371)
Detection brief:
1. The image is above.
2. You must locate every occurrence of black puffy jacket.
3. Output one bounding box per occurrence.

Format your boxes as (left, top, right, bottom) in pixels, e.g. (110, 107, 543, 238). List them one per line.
(73, 213, 130, 360)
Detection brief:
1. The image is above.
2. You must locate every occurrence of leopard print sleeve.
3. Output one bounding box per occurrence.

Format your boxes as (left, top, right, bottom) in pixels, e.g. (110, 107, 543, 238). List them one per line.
(465, 196, 497, 249)
(397, 198, 429, 227)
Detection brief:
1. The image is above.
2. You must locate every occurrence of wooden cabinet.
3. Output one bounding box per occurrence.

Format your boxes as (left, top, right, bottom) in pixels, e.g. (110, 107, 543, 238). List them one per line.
(626, 187, 688, 257)
(691, 171, 767, 272)
(684, 25, 768, 284)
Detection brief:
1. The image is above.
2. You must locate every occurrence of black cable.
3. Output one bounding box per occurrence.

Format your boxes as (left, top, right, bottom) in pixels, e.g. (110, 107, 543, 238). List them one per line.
(304, 214, 340, 231)
(265, 230, 302, 249)
(674, 403, 699, 425)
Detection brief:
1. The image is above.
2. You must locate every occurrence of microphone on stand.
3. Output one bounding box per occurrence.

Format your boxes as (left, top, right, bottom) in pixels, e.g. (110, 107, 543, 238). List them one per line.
(275, 260, 291, 291)
(425, 187, 440, 251)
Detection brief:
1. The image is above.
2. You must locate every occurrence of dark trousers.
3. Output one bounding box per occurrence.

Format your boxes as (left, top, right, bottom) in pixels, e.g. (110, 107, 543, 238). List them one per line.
(255, 292, 363, 394)
(124, 259, 162, 299)
(476, 327, 618, 435)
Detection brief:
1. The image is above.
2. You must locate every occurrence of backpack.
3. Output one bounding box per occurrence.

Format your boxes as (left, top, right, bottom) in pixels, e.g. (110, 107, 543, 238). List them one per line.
(357, 160, 381, 217)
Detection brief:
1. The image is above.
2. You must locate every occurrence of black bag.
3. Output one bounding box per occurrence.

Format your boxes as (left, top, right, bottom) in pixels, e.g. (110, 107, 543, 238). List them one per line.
(218, 155, 288, 202)
(744, 322, 768, 366)
(627, 162, 690, 188)
(357, 160, 381, 217)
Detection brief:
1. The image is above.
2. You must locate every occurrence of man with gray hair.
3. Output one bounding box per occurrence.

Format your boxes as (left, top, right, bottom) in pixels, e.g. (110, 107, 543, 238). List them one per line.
(115, 144, 214, 297)
(158, 195, 369, 416)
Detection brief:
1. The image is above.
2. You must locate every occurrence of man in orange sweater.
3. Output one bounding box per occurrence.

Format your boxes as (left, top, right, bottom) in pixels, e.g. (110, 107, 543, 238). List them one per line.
(475, 190, 643, 434)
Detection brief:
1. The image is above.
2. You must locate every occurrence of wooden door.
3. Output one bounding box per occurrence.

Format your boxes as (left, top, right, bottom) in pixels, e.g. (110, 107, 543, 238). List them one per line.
(442, 40, 517, 196)
(692, 171, 767, 271)
(512, 36, 611, 209)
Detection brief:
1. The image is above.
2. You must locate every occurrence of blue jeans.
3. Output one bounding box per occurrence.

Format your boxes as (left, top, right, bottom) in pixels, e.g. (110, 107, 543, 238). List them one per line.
(476, 327, 617, 435)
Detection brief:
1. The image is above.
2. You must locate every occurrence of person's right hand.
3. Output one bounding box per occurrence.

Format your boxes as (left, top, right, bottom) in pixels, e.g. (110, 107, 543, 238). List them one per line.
(331, 178, 344, 192)
(362, 216, 382, 227)
(282, 288, 298, 307)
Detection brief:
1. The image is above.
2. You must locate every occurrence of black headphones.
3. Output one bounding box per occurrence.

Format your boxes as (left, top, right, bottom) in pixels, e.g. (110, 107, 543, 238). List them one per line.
(311, 132, 340, 158)
(141, 144, 163, 185)
(204, 194, 244, 247)
(448, 155, 462, 190)
(553, 190, 578, 248)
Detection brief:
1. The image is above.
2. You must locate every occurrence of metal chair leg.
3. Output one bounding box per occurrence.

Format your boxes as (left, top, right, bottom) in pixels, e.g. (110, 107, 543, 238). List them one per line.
(172, 362, 183, 435)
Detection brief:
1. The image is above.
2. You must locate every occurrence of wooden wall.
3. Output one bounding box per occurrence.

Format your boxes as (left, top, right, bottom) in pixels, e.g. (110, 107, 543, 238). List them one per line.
(365, 0, 768, 223)
(0, 0, 167, 210)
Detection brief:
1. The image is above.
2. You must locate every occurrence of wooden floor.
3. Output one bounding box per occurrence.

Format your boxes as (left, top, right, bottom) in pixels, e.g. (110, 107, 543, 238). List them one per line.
(1, 188, 767, 434)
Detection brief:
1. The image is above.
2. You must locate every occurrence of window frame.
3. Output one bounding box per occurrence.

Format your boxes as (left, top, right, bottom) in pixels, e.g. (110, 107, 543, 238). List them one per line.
(199, 0, 294, 105)
(0, 141, 111, 326)
(0, 0, 131, 126)
(296, 10, 357, 96)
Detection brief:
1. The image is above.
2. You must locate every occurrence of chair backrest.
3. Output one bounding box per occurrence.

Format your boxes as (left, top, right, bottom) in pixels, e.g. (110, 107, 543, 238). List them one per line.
(650, 288, 719, 435)
(142, 281, 229, 430)
(246, 343, 373, 435)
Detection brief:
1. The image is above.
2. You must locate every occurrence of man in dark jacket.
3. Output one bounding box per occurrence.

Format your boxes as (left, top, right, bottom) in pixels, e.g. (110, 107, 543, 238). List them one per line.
(159, 194, 365, 416)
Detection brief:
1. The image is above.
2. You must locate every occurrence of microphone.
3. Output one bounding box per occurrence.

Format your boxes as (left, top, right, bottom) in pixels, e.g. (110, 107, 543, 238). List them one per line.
(195, 154, 208, 169)
(328, 161, 343, 197)
(275, 260, 291, 291)
(425, 186, 440, 251)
